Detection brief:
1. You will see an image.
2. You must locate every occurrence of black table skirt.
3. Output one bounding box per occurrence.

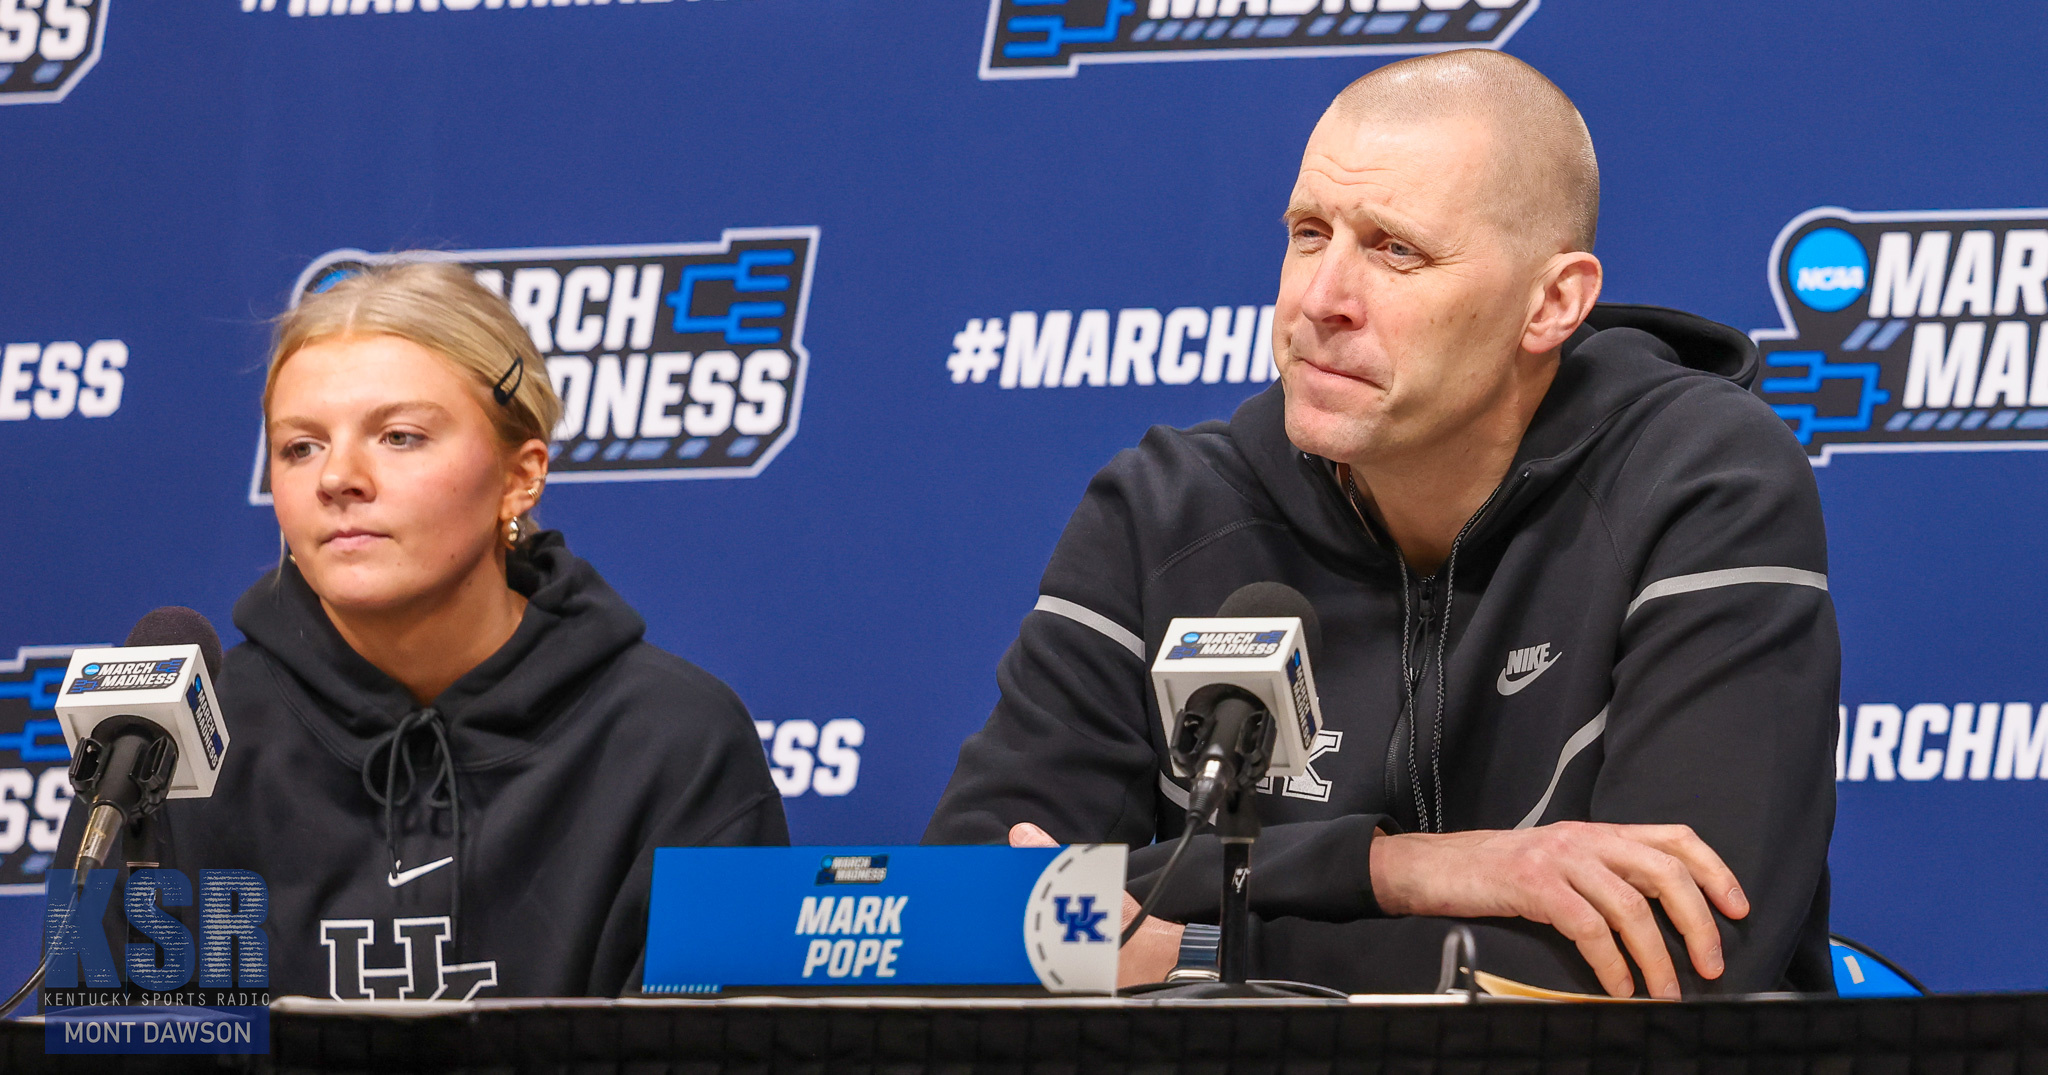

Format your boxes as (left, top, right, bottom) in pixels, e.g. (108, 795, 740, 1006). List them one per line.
(5, 992, 2045, 1074)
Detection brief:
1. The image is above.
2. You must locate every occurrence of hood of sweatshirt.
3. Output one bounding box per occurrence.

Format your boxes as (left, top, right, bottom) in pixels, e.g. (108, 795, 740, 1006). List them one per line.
(231, 529, 647, 767)
(1230, 302, 1761, 575)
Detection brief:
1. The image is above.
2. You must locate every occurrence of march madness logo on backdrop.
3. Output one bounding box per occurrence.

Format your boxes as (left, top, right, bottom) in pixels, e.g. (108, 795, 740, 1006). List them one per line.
(0, 645, 89, 889)
(0, 0, 106, 104)
(247, 228, 818, 502)
(1753, 207, 2048, 464)
(980, 0, 1535, 79)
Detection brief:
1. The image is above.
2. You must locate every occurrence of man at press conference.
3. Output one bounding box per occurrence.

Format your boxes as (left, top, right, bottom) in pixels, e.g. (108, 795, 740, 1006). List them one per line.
(925, 50, 1839, 999)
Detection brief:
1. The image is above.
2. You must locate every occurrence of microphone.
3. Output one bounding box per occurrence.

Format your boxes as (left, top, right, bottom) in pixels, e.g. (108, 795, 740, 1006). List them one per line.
(1151, 582, 1325, 818)
(54, 607, 231, 873)
(1129, 583, 1333, 993)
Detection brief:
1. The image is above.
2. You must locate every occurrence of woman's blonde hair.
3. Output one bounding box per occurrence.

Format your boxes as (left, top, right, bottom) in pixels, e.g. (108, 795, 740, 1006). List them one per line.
(265, 258, 562, 539)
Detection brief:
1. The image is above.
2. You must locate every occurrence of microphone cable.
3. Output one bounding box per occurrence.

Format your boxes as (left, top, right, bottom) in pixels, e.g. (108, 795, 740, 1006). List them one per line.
(2, 950, 49, 1019)
(2, 851, 97, 1017)
(1119, 806, 1203, 947)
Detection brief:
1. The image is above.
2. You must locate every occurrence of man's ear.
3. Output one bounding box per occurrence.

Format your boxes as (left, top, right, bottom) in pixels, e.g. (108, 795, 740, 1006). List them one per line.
(1523, 251, 1603, 356)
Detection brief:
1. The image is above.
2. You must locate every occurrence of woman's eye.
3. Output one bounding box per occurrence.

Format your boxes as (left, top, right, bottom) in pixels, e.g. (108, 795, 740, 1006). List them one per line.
(382, 430, 421, 448)
(1386, 241, 1417, 260)
(278, 441, 316, 462)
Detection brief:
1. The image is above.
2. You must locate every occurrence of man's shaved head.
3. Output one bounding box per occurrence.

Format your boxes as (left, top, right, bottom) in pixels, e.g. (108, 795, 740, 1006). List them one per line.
(1273, 48, 1605, 484)
(1326, 49, 1598, 254)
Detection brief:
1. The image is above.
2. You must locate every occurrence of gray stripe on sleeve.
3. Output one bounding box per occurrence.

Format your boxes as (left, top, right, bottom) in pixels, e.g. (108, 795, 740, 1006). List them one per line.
(1625, 566, 1829, 619)
(1514, 707, 1609, 830)
(1514, 569, 1826, 829)
(1033, 594, 1145, 660)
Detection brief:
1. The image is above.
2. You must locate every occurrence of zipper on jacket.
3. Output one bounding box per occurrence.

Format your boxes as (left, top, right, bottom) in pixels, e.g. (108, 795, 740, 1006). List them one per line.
(1343, 465, 1522, 834)
(1405, 572, 1437, 831)
(1411, 577, 1436, 692)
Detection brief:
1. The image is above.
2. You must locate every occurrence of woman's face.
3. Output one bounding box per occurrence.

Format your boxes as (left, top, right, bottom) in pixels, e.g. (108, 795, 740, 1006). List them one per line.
(267, 334, 537, 616)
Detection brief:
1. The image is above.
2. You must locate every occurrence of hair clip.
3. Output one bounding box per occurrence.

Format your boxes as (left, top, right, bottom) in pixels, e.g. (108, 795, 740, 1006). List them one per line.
(307, 261, 368, 295)
(491, 353, 525, 407)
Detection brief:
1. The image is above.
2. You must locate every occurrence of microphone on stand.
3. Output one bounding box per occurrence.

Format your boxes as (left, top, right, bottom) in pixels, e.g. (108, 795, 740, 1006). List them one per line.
(1157, 581, 1325, 822)
(1129, 582, 1340, 997)
(58, 606, 231, 874)
(5, 607, 234, 1014)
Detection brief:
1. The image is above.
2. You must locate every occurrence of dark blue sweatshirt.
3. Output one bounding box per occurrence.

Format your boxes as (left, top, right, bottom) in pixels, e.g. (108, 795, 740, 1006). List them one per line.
(146, 531, 788, 999)
(925, 304, 1839, 997)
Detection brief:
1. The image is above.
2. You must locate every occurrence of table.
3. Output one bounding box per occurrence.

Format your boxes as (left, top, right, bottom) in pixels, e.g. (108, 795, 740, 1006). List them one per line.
(4, 991, 2045, 1073)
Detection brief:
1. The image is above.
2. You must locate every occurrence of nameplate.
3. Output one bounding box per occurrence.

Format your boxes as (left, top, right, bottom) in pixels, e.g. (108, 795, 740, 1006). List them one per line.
(643, 845, 1126, 995)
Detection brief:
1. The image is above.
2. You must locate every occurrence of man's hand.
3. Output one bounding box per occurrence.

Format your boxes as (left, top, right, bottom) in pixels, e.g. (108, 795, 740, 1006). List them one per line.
(1370, 821, 1750, 1000)
(1009, 823, 1181, 988)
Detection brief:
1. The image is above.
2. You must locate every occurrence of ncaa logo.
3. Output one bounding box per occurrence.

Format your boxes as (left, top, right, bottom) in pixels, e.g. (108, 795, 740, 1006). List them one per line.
(249, 228, 819, 502)
(1787, 228, 1868, 313)
(0, 0, 107, 104)
(980, 0, 1536, 80)
(1753, 207, 2048, 463)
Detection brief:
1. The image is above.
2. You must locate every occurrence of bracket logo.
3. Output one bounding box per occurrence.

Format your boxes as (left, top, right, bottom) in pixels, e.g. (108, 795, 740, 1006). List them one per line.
(980, 0, 1535, 80)
(248, 228, 818, 502)
(0, 0, 107, 104)
(1753, 207, 2048, 464)
(1, 645, 89, 888)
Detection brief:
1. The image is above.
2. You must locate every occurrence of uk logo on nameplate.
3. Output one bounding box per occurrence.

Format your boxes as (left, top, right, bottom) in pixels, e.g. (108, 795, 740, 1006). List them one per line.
(642, 845, 1126, 995)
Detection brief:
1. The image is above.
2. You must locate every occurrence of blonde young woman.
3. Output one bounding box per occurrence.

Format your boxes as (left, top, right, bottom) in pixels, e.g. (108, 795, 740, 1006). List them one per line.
(159, 260, 787, 999)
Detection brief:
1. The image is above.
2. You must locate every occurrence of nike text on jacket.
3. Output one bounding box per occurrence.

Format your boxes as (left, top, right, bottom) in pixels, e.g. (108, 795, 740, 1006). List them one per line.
(90, 531, 790, 1000)
(925, 304, 1840, 997)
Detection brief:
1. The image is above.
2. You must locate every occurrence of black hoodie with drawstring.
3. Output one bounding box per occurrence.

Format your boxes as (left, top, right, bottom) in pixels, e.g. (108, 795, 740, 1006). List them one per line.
(925, 304, 1840, 996)
(135, 531, 788, 999)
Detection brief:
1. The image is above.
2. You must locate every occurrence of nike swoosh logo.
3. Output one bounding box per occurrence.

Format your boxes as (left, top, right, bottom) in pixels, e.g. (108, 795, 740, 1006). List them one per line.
(1496, 651, 1563, 696)
(387, 856, 454, 888)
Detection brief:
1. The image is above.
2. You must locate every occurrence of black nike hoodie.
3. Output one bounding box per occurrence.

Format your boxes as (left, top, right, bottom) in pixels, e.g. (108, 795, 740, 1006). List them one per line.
(926, 304, 1840, 996)
(141, 531, 788, 999)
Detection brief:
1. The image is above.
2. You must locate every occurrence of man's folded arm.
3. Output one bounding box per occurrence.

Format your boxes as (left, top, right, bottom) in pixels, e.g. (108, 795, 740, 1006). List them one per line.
(1126, 816, 1396, 923)
(1579, 393, 1840, 994)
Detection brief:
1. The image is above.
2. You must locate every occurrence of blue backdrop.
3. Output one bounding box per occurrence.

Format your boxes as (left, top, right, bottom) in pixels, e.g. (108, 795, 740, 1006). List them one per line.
(1, 0, 2043, 995)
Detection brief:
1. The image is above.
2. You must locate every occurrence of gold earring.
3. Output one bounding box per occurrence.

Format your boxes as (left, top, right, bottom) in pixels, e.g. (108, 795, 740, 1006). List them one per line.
(504, 517, 523, 548)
